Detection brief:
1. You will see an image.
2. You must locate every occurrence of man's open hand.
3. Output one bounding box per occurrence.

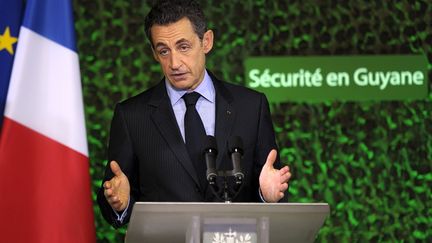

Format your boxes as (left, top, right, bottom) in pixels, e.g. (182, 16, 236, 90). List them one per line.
(103, 161, 130, 212)
(259, 149, 291, 202)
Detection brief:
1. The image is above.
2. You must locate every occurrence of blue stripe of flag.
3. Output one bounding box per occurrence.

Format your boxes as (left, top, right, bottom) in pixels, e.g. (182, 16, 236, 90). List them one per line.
(0, 0, 25, 129)
(23, 0, 77, 52)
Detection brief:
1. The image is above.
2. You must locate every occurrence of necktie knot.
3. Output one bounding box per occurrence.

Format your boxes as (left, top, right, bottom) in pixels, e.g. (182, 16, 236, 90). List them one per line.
(183, 92, 201, 107)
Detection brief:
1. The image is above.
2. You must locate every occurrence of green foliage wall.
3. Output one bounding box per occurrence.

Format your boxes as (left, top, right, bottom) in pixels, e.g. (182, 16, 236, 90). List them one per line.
(73, 0, 432, 242)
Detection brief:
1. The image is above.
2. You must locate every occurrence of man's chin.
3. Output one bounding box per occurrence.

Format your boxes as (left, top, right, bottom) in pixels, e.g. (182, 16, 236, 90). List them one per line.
(168, 79, 194, 91)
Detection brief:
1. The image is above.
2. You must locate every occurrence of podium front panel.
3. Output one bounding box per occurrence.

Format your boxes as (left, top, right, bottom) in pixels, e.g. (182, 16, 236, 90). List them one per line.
(125, 202, 329, 243)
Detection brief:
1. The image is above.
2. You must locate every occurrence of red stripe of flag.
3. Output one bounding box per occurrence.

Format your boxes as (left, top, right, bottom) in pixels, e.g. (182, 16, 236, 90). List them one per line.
(0, 117, 95, 243)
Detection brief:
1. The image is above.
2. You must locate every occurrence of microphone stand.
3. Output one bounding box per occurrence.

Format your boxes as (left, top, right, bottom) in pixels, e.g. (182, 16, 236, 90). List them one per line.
(204, 136, 245, 202)
(223, 176, 230, 203)
(208, 170, 244, 203)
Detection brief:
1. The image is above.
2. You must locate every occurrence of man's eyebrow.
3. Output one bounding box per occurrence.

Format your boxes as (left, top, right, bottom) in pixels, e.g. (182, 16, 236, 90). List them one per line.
(154, 39, 190, 49)
(155, 42, 167, 49)
(176, 38, 191, 45)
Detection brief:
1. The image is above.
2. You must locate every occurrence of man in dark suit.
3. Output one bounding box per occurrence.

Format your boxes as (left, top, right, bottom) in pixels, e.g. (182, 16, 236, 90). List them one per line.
(97, 0, 291, 228)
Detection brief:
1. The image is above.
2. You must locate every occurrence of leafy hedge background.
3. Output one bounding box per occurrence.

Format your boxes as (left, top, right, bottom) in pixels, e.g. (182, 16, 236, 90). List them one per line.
(73, 0, 432, 242)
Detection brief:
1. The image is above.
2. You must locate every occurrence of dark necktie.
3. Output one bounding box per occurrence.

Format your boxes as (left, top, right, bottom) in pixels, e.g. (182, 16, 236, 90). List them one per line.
(183, 92, 207, 189)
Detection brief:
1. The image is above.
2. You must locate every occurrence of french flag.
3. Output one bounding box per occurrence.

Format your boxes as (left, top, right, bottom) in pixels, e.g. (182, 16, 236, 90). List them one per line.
(0, 0, 96, 242)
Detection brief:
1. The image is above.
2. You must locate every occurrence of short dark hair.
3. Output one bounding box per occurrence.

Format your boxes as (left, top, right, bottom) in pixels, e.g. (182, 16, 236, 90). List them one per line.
(144, 0, 207, 46)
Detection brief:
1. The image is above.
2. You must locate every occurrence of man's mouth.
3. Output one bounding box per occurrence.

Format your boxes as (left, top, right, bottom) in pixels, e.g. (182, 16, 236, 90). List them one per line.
(171, 72, 188, 81)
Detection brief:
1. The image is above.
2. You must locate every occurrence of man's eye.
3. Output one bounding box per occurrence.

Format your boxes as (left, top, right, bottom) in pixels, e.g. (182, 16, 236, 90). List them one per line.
(159, 49, 169, 56)
(179, 45, 190, 51)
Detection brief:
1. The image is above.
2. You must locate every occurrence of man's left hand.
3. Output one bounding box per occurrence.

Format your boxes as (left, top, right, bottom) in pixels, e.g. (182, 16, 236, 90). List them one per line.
(259, 149, 291, 202)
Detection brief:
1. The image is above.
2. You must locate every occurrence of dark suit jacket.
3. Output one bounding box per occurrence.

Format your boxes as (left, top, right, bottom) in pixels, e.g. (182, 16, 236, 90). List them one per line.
(97, 72, 283, 228)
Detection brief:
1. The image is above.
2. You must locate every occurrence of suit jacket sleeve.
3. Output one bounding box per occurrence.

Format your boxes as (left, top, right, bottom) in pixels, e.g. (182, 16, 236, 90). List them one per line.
(97, 103, 139, 228)
(254, 93, 288, 202)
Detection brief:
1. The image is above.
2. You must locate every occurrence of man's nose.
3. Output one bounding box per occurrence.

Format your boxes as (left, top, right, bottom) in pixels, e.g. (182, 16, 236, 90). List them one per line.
(169, 51, 182, 69)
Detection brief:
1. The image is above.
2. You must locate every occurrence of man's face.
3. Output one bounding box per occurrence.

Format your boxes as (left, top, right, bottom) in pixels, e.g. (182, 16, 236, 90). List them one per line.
(150, 17, 213, 91)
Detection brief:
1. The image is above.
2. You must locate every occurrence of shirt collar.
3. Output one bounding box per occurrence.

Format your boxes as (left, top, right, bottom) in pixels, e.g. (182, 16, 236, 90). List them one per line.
(165, 70, 215, 106)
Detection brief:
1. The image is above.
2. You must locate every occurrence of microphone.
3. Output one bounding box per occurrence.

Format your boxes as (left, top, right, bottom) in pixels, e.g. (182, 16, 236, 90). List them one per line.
(204, 136, 218, 184)
(228, 136, 244, 184)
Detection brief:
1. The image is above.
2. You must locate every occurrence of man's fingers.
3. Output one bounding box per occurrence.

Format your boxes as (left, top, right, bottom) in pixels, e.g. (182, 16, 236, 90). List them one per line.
(104, 188, 113, 198)
(111, 202, 122, 211)
(279, 165, 290, 174)
(110, 160, 123, 177)
(280, 171, 291, 183)
(264, 149, 277, 167)
(107, 196, 121, 205)
(106, 196, 117, 204)
(104, 180, 112, 189)
(108, 196, 126, 212)
(111, 201, 125, 212)
(278, 192, 285, 199)
(280, 182, 289, 192)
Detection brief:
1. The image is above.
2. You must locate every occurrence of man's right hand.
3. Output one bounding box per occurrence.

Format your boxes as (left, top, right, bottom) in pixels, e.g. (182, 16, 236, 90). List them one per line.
(103, 161, 130, 212)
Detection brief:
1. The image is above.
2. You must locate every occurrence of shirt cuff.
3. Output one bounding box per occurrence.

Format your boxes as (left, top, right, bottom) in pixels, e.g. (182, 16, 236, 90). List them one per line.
(259, 187, 268, 203)
(112, 198, 130, 223)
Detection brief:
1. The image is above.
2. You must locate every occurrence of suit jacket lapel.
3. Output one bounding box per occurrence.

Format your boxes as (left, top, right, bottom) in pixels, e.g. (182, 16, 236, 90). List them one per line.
(149, 81, 201, 187)
(210, 72, 235, 169)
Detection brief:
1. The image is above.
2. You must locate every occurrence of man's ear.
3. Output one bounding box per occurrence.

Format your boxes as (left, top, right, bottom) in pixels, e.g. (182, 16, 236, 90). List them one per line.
(202, 30, 214, 54)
